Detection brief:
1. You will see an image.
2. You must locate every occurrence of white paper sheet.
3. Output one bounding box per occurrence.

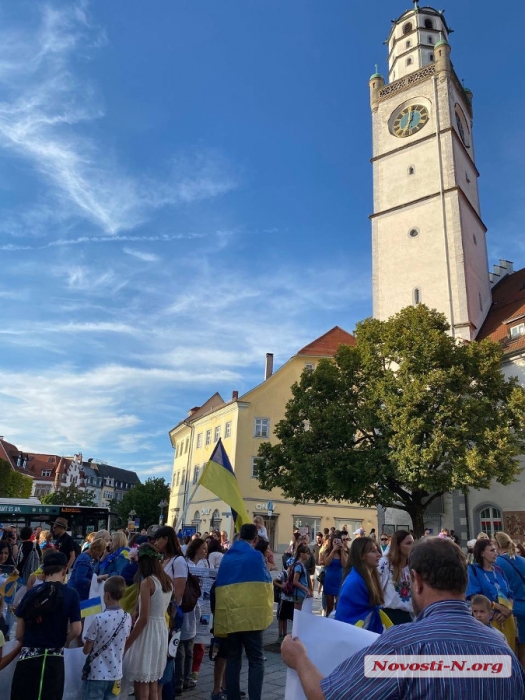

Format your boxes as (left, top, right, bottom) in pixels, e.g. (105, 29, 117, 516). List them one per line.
(284, 610, 379, 700)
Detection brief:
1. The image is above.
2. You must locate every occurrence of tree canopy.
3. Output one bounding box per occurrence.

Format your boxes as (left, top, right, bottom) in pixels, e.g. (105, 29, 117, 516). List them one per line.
(113, 477, 170, 529)
(256, 305, 525, 536)
(0, 459, 32, 498)
(42, 484, 97, 506)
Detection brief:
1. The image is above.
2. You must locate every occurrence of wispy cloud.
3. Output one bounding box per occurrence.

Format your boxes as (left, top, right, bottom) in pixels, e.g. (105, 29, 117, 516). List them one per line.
(0, 232, 207, 251)
(123, 248, 160, 263)
(0, 3, 237, 238)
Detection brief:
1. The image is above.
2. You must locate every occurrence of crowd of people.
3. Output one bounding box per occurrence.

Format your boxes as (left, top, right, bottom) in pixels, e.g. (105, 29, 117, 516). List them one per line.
(2, 519, 525, 698)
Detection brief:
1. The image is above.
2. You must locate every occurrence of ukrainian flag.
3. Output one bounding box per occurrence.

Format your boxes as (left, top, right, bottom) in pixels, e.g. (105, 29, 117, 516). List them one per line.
(0, 572, 19, 601)
(214, 540, 273, 636)
(198, 439, 251, 531)
(80, 596, 103, 618)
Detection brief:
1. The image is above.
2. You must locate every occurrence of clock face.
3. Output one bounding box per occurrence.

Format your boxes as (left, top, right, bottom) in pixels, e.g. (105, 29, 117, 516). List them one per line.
(392, 104, 430, 138)
(455, 107, 469, 147)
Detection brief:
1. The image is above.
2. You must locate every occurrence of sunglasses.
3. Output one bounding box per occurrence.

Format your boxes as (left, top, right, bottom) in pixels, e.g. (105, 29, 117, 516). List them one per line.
(380, 538, 388, 542)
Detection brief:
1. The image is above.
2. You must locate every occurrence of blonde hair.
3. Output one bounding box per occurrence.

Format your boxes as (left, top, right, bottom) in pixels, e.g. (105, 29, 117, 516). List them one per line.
(111, 531, 128, 551)
(38, 530, 52, 545)
(253, 516, 263, 527)
(89, 538, 107, 559)
(494, 532, 516, 558)
(476, 532, 490, 540)
(94, 529, 111, 543)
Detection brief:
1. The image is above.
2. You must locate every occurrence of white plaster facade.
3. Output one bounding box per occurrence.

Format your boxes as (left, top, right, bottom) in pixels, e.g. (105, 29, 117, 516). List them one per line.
(370, 5, 491, 342)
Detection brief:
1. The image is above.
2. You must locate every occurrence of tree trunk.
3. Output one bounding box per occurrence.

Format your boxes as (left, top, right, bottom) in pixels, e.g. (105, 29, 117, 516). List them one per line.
(406, 506, 426, 539)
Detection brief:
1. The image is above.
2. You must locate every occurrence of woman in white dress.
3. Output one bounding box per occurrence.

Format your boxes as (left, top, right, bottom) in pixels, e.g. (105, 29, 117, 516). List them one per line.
(125, 543, 173, 700)
(378, 530, 414, 625)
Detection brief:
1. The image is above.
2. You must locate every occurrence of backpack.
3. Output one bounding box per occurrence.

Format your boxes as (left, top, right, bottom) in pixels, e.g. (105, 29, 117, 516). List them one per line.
(16, 581, 64, 625)
(180, 561, 201, 613)
(19, 544, 40, 582)
(166, 556, 201, 613)
(282, 566, 295, 597)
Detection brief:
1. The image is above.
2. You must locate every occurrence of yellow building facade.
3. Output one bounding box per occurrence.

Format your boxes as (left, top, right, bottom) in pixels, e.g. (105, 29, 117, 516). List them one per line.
(167, 327, 378, 551)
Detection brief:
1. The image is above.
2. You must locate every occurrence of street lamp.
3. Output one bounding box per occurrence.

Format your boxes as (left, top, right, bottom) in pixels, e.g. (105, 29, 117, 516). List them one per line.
(158, 499, 168, 525)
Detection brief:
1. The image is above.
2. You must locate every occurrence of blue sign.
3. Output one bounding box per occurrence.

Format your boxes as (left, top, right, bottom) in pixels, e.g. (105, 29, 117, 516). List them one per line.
(267, 501, 274, 512)
(134, 518, 140, 528)
(181, 526, 197, 539)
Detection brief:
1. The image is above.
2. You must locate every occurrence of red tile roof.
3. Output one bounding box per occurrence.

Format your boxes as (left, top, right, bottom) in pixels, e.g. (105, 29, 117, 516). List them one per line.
(297, 326, 356, 357)
(477, 268, 525, 356)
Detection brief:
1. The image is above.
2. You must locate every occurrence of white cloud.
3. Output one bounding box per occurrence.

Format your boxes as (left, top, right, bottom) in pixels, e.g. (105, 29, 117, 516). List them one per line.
(123, 248, 160, 263)
(0, 3, 237, 238)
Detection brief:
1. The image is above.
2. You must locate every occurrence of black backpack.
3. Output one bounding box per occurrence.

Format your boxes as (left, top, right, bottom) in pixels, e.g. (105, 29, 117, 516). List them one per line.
(16, 582, 64, 625)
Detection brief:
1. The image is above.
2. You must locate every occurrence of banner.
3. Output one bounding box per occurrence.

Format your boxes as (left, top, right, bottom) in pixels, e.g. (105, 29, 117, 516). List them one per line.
(192, 567, 217, 644)
(284, 609, 379, 700)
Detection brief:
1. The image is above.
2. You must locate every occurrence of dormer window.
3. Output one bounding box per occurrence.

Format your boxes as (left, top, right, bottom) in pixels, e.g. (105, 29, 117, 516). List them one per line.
(510, 323, 525, 339)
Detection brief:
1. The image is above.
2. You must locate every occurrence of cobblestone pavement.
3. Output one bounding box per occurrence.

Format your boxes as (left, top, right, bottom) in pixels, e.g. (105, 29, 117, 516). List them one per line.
(184, 596, 324, 700)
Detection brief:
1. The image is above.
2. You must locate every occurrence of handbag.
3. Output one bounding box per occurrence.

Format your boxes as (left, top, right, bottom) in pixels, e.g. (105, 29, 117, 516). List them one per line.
(179, 558, 201, 613)
(82, 611, 128, 681)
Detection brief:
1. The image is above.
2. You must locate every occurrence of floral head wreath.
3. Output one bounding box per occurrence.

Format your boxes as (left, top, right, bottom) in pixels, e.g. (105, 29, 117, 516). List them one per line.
(138, 545, 163, 561)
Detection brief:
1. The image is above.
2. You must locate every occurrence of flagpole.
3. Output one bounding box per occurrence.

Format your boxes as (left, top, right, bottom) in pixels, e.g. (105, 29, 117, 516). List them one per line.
(175, 482, 200, 531)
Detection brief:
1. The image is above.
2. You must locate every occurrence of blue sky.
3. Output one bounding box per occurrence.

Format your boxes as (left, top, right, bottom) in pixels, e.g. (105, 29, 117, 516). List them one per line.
(1, 1, 524, 483)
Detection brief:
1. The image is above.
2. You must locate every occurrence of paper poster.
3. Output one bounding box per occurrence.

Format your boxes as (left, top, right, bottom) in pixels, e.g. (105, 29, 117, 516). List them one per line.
(284, 609, 379, 700)
(192, 567, 217, 644)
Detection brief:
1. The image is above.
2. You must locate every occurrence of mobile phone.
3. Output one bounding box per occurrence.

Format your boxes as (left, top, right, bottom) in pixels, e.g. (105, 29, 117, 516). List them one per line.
(334, 538, 342, 546)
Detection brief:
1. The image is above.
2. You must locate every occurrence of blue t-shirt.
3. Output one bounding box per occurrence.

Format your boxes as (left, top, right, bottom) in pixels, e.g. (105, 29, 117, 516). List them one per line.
(16, 582, 81, 648)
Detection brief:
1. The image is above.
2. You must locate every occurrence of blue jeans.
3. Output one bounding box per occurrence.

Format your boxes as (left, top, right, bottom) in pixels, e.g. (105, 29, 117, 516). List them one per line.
(225, 630, 265, 700)
(83, 679, 118, 699)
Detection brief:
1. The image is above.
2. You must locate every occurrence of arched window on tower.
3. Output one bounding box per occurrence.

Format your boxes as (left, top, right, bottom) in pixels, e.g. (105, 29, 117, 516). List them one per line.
(405, 40, 411, 49)
(413, 288, 421, 305)
(408, 166, 415, 175)
(406, 57, 413, 66)
(403, 22, 413, 35)
(428, 35, 434, 44)
(424, 19, 433, 29)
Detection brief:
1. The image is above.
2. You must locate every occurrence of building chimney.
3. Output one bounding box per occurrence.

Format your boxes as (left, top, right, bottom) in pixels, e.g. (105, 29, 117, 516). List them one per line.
(265, 353, 274, 380)
(232, 390, 239, 400)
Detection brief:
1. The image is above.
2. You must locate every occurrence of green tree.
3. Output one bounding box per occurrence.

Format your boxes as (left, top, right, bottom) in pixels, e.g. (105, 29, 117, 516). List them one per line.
(114, 477, 170, 529)
(0, 459, 33, 498)
(42, 484, 97, 506)
(257, 305, 525, 536)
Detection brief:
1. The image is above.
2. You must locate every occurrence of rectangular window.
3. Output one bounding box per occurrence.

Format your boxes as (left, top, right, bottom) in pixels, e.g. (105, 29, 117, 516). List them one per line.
(304, 362, 315, 371)
(184, 438, 189, 454)
(254, 418, 270, 438)
(225, 421, 232, 438)
(293, 516, 322, 540)
(193, 465, 200, 484)
(176, 471, 180, 486)
(251, 456, 260, 479)
(214, 426, 221, 442)
(197, 433, 203, 448)
(510, 323, 525, 339)
(205, 429, 212, 446)
(41, 470, 52, 477)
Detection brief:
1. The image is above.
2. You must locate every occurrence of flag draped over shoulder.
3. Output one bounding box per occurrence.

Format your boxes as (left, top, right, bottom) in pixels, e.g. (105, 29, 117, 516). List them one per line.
(214, 539, 273, 636)
(198, 439, 251, 531)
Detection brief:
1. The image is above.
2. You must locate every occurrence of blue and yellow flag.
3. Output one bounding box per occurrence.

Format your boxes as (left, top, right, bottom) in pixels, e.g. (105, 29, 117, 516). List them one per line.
(0, 572, 19, 602)
(198, 439, 251, 531)
(80, 596, 103, 618)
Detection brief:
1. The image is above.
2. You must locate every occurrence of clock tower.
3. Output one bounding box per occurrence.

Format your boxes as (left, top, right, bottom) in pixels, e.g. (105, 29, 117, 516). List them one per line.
(369, 3, 491, 340)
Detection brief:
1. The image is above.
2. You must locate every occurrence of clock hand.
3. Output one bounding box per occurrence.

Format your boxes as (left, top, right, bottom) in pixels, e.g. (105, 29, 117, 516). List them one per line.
(404, 108, 412, 134)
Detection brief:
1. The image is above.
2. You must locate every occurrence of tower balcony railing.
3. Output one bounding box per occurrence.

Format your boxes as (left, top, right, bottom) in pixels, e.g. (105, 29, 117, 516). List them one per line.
(379, 63, 436, 101)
